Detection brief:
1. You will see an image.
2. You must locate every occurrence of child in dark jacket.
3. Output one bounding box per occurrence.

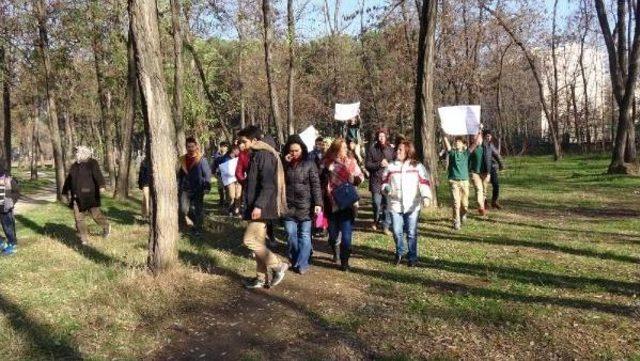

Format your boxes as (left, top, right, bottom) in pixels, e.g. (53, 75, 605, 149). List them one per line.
(0, 161, 19, 255)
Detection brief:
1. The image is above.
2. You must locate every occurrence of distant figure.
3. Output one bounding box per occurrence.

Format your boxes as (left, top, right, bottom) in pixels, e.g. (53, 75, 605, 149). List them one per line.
(211, 141, 230, 206)
(62, 146, 111, 244)
(308, 136, 326, 170)
(469, 134, 489, 216)
(365, 128, 394, 234)
(282, 135, 322, 275)
(323, 138, 364, 271)
(177, 137, 212, 232)
(443, 133, 482, 230)
(238, 126, 289, 289)
(0, 161, 20, 255)
(382, 141, 432, 267)
(221, 144, 242, 216)
(482, 130, 505, 209)
(138, 156, 151, 218)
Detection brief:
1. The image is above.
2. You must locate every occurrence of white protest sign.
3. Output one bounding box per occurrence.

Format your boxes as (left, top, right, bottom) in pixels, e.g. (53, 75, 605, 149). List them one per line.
(437, 105, 481, 135)
(299, 126, 319, 152)
(334, 102, 360, 121)
(219, 157, 238, 186)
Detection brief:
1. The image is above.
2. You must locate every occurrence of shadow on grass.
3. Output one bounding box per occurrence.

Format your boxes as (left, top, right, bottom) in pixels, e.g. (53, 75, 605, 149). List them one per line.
(106, 206, 137, 226)
(507, 199, 640, 219)
(420, 228, 640, 264)
(0, 293, 83, 360)
(310, 258, 639, 317)
(14, 214, 127, 267)
(353, 244, 640, 297)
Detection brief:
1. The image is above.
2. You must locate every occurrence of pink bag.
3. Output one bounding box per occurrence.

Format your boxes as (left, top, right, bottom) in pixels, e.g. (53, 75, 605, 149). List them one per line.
(314, 210, 328, 229)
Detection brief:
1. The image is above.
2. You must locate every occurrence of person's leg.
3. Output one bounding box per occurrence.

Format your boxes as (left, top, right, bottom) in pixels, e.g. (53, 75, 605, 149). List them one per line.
(179, 191, 192, 226)
(328, 212, 340, 262)
(339, 209, 354, 268)
(406, 208, 420, 264)
(217, 175, 225, 205)
(471, 173, 485, 210)
(191, 192, 205, 230)
(225, 185, 234, 213)
(297, 220, 312, 272)
(284, 219, 299, 265)
(243, 221, 269, 282)
(89, 207, 110, 237)
(461, 180, 470, 217)
(372, 192, 382, 228)
(390, 211, 404, 260)
(381, 194, 391, 231)
(490, 167, 500, 205)
(482, 173, 491, 208)
(73, 203, 89, 243)
(142, 186, 150, 218)
(234, 183, 243, 212)
(1, 211, 17, 246)
(449, 180, 461, 225)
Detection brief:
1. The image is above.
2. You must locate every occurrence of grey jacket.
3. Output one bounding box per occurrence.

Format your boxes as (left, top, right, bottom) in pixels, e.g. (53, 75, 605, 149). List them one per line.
(482, 143, 504, 172)
(0, 175, 20, 213)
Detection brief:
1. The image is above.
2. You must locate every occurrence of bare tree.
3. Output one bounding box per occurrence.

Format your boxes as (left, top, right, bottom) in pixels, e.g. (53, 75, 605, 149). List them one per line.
(262, 0, 284, 144)
(413, 0, 438, 206)
(595, 0, 640, 173)
(129, 0, 179, 272)
(171, 0, 186, 156)
(34, 0, 65, 200)
(0, 45, 10, 170)
(286, 0, 296, 135)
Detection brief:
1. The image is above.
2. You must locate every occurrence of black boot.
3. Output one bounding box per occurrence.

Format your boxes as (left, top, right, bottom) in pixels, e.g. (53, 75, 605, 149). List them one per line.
(394, 254, 402, 266)
(331, 244, 340, 263)
(340, 258, 350, 272)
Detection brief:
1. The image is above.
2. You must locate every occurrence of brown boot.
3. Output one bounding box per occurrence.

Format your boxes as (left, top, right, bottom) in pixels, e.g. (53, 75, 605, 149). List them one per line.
(478, 208, 486, 216)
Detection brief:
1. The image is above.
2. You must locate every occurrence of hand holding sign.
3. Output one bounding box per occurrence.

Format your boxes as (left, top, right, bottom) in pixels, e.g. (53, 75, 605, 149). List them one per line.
(438, 105, 481, 135)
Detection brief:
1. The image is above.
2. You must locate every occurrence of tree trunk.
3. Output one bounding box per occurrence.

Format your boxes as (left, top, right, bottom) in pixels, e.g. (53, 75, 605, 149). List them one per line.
(1, 46, 10, 171)
(625, 98, 637, 162)
(286, 0, 295, 135)
(129, 0, 179, 272)
(114, 24, 138, 200)
(413, 0, 438, 207)
(171, 0, 186, 156)
(262, 0, 284, 145)
(35, 0, 65, 200)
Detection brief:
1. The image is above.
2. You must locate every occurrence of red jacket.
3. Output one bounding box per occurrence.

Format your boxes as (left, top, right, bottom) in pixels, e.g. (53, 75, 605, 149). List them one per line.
(235, 150, 250, 182)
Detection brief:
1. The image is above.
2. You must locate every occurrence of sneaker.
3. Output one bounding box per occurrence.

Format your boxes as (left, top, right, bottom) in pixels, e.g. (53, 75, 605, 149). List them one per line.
(394, 255, 402, 266)
(340, 263, 350, 272)
(407, 260, 417, 267)
(270, 263, 289, 287)
(103, 224, 111, 238)
(383, 228, 392, 236)
(478, 208, 487, 216)
(244, 277, 266, 289)
(453, 220, 461, 231)
(0, 241, 7, 252)
(371, 223, 378, 231)
(2, 244, 16, 255)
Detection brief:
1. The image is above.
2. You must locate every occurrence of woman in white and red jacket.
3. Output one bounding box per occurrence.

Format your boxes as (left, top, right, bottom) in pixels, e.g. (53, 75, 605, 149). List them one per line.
(381, 140, 432, 267)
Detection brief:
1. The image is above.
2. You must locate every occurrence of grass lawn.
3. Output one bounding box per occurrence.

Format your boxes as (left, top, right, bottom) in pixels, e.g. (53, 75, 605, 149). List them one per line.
(0, 153, 639, 360)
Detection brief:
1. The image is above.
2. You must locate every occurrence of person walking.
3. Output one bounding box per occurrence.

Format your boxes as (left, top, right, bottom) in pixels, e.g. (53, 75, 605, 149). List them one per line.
(365, 128, 394, 233)
(177, 137, 212, 232)
(238, 126, 289, 289)
(0, 161, 20, 255)
(382, 140, 432, 267)
(324, 138, 364, 271)
(308, 136, 326, 170)
(138, 156, 151, 219)
(482, 130, 505, 209)
(443, 134, 481, 230)
(469, 134, 489, 216)
(62, 146, 111, 244)
(282, 135, 322, 274)
(221, 145, 243, 216)
(211, 141, 229, 206)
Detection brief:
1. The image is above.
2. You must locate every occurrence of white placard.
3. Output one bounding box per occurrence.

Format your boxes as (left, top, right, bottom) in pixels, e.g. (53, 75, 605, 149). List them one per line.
(219, 157, 238, 186)
(299, 126, 319, 152)
(438, 105, 481, 135)
(334, 102, 360, 121)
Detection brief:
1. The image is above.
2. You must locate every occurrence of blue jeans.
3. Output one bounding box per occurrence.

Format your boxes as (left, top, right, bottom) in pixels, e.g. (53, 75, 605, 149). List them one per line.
(284, 219, 312, 271)
(372, 192, 390, 229)
(0, 211, 17, 246)
(328, 208, 354, 263)
(390, 208, 420, 262)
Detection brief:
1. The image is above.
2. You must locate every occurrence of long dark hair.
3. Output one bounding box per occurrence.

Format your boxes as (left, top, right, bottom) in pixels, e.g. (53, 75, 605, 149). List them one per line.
(397, 140, 419, 166)
(283, 134, 309, 160)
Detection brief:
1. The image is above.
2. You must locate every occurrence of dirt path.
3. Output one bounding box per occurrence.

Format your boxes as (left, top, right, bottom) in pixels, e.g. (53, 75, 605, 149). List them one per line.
(15, 173, 57, 213)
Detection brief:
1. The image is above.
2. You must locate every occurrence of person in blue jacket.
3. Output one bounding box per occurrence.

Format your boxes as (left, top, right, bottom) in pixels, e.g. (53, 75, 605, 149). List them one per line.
(178, 137, 212, 232)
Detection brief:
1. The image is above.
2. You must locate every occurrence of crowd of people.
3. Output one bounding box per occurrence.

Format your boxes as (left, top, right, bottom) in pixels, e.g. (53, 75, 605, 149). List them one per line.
(0, 119, 505, 288)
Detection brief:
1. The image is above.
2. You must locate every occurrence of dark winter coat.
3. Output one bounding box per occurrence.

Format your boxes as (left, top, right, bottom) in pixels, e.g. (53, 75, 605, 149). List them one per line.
(481, 143, 504, 173)
(284, 158, 322, 221)
(177, 154, 212, 194)
(243, 137, 279, 221)
(138, 158, 150, 189)
(365, 142, 395, 194)
(62, 158, 106, 212)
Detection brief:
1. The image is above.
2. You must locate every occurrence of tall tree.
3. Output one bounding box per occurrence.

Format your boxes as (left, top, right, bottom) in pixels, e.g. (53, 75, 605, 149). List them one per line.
(34, 0, 65, 200)
(114, 25, 138, 200)
(595, 0, 640, 173)
(413, 0, 438, 206)
(129, 0, 179, 272)
(286, 0, 296, 135)
(0, 45, 10, 171)
(262, 0, 284, 145)
(171, 0, 186, 156)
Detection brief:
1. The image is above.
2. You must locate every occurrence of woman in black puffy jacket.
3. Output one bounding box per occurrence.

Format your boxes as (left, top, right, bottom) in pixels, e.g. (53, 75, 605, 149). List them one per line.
(282, 135, 323, 274)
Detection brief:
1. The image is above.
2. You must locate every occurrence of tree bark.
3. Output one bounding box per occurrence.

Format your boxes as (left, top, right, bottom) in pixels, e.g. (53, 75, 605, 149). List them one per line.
(129, 0, 179, 272)
(171, 0, 186, 156)
(262, 0, 284, 145)
(1, 45, 10, 171)
(114, 24, 138, 200)
(286, 0, 296, 135)
(413, 0, 438, 206)
(35, 0, 65, 200)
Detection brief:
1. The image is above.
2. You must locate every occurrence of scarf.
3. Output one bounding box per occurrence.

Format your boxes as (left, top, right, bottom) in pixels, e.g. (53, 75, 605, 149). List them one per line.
(250, 140, 287, 217)
(180, 151, 202, 174)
